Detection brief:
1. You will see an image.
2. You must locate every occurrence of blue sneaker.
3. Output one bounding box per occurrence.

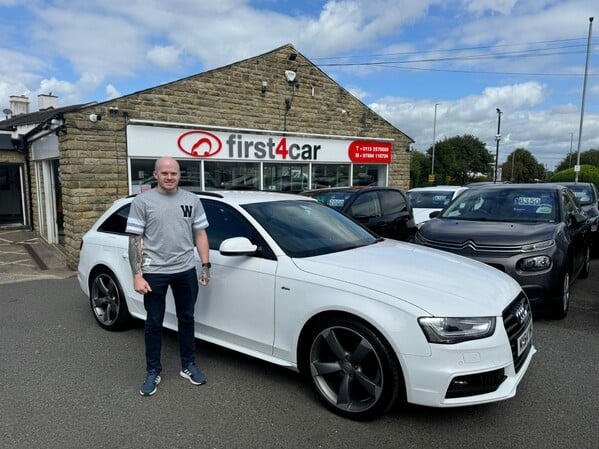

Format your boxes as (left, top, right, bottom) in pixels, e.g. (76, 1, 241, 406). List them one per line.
(180, 362, 207, 385)
(140, 370, 161, 396)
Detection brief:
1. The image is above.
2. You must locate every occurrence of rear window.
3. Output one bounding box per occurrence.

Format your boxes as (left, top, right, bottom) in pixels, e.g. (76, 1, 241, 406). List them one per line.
(409, 191, 454, 208)
(98, 204, 131, 234)
(567, 185, 594, 205)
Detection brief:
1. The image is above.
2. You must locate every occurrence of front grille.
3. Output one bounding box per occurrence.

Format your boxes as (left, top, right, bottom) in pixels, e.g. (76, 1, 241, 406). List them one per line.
(445, 368, 506, 398)
(503, 292, 533, 373)
(416, 234, 527, 253)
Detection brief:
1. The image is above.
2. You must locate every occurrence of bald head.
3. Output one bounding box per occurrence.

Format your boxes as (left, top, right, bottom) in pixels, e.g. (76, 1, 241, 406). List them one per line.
(153, 157, 181, 194)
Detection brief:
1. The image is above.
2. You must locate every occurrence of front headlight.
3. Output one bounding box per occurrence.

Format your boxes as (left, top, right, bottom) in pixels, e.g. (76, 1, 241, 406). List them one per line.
(418, 317, 496, 344)
(518, 255, 552, 271)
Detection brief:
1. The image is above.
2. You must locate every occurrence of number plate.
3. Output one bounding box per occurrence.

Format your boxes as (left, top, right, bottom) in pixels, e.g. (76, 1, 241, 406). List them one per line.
(517, 321, 533, 357)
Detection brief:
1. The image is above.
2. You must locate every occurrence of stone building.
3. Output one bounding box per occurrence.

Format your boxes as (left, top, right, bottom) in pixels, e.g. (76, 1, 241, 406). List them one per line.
(1, 44, 413, 269)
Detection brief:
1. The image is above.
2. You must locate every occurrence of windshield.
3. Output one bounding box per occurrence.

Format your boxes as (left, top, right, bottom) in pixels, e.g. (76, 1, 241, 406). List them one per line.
(408, 190, 455, 208)
(441, 188, 558, 223)
(244, 200, 377, 257)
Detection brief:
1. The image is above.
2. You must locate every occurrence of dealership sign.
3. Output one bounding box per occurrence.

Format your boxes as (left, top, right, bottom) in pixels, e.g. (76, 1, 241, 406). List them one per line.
(127, 125, 392, 164)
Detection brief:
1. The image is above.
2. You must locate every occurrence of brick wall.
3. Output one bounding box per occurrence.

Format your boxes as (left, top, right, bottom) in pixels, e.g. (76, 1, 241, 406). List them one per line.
(59, 44, 412, 268)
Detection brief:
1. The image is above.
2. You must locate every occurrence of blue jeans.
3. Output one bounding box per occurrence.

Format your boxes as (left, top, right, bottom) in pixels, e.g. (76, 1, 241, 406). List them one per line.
(143, 268, 199, 373)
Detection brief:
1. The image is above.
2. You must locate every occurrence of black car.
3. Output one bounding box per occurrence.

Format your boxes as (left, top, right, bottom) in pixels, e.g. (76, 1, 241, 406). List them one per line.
(557, 182, 599, 252)
(301, 186, 417, 242)
(415, 183, 591, 319)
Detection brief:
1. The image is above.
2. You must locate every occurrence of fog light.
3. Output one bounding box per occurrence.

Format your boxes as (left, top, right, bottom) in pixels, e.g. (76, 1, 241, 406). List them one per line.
(518, 255, 551, 271)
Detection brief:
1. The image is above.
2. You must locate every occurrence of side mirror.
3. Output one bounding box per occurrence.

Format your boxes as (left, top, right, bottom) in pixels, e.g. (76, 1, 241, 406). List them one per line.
(568, 212, 587, 228)
(219, 237, 258, 256)
(429, 210, 441, 218)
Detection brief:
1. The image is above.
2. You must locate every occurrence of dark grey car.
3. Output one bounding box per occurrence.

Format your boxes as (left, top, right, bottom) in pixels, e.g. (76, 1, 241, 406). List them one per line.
(557, 182, 599, 253)
(301, 186, 417, 242)
(414, 184, 591, 319)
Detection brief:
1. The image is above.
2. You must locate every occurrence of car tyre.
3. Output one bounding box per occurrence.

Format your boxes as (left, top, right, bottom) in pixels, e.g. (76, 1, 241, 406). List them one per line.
(305, 317, 403, 420)
(89, 267, 132, 331)
(549, 268, 570, 320)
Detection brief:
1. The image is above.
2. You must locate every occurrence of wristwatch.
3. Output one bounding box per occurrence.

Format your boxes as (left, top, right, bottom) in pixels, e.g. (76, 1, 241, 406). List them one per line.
(202, 262, 211, 268)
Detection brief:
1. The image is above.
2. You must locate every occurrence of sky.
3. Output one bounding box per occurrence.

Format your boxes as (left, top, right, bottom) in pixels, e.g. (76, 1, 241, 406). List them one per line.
(0, 0, 597, 172)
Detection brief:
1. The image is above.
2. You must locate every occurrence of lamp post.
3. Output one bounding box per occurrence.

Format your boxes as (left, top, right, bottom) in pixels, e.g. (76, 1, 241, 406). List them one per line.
(431, 103, 439, 181)
(494, 108, 502, 183)
(575, 17, 593, 183)
(511, 149, 516, 182)
(568, 132, 574, 167)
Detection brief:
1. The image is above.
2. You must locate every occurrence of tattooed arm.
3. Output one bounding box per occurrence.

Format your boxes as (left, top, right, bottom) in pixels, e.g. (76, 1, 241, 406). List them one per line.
(128, 234, 152, 294)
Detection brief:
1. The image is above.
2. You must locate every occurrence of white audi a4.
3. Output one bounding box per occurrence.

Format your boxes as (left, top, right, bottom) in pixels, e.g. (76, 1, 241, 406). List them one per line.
(77, 190, 535, 420)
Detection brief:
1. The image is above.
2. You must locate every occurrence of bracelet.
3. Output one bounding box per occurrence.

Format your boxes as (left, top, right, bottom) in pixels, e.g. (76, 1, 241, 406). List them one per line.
(202, 262, 211, 268)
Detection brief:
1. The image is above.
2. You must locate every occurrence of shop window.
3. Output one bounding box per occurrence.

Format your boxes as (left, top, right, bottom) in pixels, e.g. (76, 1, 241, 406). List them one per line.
(263, 163, 310, 193)
(205, 161, 260, 190)
(352, 164, 387, 187)
(130, 159, 157, 194)
(311, 164, 350, 188)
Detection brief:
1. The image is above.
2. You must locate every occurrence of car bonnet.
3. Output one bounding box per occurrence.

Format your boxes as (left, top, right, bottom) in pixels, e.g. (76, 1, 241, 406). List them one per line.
(292, 240, 521, 317)
(420, 220, 558, 245)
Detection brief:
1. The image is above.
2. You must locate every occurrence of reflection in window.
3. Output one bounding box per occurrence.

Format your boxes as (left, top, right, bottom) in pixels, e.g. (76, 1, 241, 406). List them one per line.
(352, 164, 387, 187)
(205, 161, 260, 190)
(311, 164, 350, 188)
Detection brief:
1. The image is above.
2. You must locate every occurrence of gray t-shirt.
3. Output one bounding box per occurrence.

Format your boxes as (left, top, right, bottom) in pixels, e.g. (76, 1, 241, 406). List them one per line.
(126, 188, 209, 274)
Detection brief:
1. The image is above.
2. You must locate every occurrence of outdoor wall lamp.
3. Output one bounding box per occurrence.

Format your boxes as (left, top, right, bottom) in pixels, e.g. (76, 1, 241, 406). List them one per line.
(261, 80, 267, 94)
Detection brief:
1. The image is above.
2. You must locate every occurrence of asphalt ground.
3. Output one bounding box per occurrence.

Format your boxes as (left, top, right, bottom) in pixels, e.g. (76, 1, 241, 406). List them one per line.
(1, 229, 598, 448)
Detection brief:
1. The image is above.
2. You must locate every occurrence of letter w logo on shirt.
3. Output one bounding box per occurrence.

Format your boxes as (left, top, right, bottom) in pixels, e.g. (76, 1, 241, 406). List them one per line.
(180, 205, 193, 218)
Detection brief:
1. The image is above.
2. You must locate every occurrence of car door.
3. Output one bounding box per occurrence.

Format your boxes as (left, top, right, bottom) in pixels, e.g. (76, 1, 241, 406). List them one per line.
(347, 190, 384, 235)
(377, 189, 416, 241)
(195, 199, 278, 356)
(562, 189, 588, 275)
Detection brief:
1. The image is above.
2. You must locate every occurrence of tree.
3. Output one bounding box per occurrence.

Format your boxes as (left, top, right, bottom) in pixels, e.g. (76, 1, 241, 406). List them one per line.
(501, 148, 546, 183)
(555, 148, 599, 172)
(409, 150, 429, 188)
(425, 135, 493, 185)
(551, 164, 599, 187)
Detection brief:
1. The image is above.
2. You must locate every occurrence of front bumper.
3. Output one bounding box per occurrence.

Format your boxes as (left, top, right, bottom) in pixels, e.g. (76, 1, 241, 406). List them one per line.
(403, 295, 535, 407)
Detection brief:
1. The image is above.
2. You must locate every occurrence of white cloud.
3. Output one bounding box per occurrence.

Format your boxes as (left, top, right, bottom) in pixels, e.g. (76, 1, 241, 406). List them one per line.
(147, 46, 182, 71)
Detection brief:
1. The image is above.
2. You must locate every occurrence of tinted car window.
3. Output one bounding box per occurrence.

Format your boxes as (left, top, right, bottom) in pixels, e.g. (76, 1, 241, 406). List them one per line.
(202, 200, 275, 260)
(566, 184, 596, 205)
(562, 190, 578, 215)
(379, 190, 407, 215)
(98, 204, 131, 234)
(350, 191, 380, 218)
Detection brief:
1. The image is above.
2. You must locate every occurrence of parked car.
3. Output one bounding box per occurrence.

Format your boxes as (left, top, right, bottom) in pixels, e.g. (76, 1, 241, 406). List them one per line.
(407, 185, 468, 225)
(415, 184, 591, 319)
(78, 190, 535, 420)
(301, 186, 418, 242)
(556, 182, 599, 252)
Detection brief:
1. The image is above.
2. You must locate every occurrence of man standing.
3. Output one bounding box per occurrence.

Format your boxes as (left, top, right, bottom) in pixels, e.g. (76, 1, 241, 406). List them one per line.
(126, 157, 211, 396)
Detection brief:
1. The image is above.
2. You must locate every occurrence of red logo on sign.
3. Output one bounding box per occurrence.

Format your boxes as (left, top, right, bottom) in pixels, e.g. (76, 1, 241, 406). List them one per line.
(177, 131, 222, 157)
(348, 141, 392, 164)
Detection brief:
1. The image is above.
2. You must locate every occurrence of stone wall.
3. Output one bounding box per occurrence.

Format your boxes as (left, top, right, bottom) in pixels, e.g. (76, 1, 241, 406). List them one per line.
(59, 44, 413, 268)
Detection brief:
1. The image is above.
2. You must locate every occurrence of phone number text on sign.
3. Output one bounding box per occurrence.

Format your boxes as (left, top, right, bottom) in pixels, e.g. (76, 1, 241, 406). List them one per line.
(348, 141, 392, 164)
